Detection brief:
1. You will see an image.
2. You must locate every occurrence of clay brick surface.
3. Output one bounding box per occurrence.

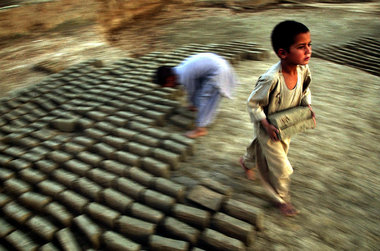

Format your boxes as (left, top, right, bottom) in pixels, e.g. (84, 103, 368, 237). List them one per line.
(117, 215, 156, 240)
(201, 228, 246, 251)
(102, 231, 141, 251)
(64, 159, 91, 176)
(37, 180, 66, 198)
(129, 202, 165, 224)
(4, 178, 32, 195)
(149, 234, 189, 251)
(19, 191, 52, 212)
(56, 228, 81, 251)
(86, 202, 120, 228)
(129, 167, 155, 187)
(74, 215, 102, 249)
(117, 177, 146, 200)
(187, 185, 225, 211)
(5, 230, 39, 251)
(25, 215, 58, 241)
(143, 189, 176, 212)
(141, 157, 171, 178)
(58, 190, 89, 213)
(163, 217, 200, 245)
(44, 202, 73, 227)
(101, 160, 131, 176)
(3, 202, 32, 224)
(171, 204, 211, 229)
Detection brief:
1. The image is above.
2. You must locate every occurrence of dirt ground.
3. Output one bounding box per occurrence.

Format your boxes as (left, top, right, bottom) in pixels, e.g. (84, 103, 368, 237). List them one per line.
(1, 1, 380, 250)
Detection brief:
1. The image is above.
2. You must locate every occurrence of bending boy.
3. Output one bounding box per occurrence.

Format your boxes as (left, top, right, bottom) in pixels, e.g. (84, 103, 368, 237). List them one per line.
(154, 53, 238, 138)
(240, 20, 316, 216)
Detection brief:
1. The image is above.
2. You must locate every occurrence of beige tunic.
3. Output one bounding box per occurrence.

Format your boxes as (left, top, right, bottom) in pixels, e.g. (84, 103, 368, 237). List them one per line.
(243, 61, 312, 203)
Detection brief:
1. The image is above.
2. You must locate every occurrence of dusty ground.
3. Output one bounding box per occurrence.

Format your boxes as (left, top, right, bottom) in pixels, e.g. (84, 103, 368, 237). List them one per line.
(1, 1, 380, 250)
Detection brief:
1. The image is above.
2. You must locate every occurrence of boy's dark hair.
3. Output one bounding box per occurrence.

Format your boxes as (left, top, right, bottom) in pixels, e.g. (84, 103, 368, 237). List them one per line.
(271, 20, 310, 55)
(153, 66, 174, 86)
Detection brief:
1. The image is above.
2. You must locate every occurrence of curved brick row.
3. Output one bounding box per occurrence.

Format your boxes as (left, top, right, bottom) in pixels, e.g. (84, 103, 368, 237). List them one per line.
(0, 41, 270, 250)
(313, 36, 380, 76)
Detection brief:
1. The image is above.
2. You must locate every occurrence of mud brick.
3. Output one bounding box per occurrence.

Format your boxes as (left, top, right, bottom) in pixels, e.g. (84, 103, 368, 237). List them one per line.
(4, 178, 32, 195)
(20, 151, 44, 163)
(29, 145, 50, 156)
(94, 122, 116, 134)
(86, 111, 107, 121)
(106, 115, 128, 127)
(19, 137, 41, 148)
(5, 230, 39, 251)
(8, 158, 32, 171)
(152, 148, 180, 170)
(211, 212, 255, 245)
(77, 151, 104, 167)
(51, 169, 78, 188)
(163, 217, 200, 245)
(77, 117, 95, 129)
(129, 167, 155, 187)
(187, 185, 225, 211)
(140, 157, 170, 178)
(162, 140, 188, 161)
(117, 177, 146, 200)
(19, 191, 52, 211)
(101, 188, 134, 212)
(171, 204, 211, 229)
(48, 150, 73, 163)
(134, 134, 161, 148)
(22, 113, 38, 122)
(0, 153, 13, 166)
(72, 136, 96, 148)
(39, 242, 60, 251)
(170, 114, 194, 130)
(84, 128, 107, 139)
(114, 128, 138, 140)
(143, 189, 176, 212)
(62, 142, 87, 155)
(41, 140, 61, 150)
(101, 160, 131, 176)
(128, 120, 151, 131)
(0, 193, 11, 207)
(153, 177, 186, 201)
(37, 180, 66, 198)
(3, 146, 26, 157)
(127, 142, 152, 157)
(0, 218, 15, 238)
(93, 142, 116, 159)
(73, 178, 102, 202)
(51, 118, 78, 132)
(169, 133, 194, 152)
(103, 135, 128, 149)
(88, 168, 117, 187)
(98, 105, 118, 114)
(3, 202, 32, 224)
(102, 231, 141, 251)
(0, 168, 15, 181)
(200, 178, 233, 197)
(117, 215, 156, 241)
(86, 202, 120, 228)
(56, 228, 81, 251)
(142, 127, 170, 139)
(126, 104, 145, 114)
(222, 198, 264, 231)
(153, 104, 175, 114)
(127, 203, 163, 225)
(149, 235, 189, 251)
(119, 95, 136, 103)
(201, 228, 245, 251)
(141, 110, 166, 126)
(132, 115, 156, 125)
(35, 160, 59, 173)
(18, 169, 46, 185)
(115, 110, 137, 119)
(40, 203, 66, 225)
(25, 216, 58, 241)
(58, 190, 89, 213)
(74, 215, 102, 249)
(114, 151, 140, 167)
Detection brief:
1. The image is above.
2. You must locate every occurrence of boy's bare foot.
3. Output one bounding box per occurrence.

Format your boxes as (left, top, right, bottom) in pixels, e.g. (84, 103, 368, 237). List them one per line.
(239, 157, 255, 180)
(185, 127, 208, 138)
(277, 203, 300, 217)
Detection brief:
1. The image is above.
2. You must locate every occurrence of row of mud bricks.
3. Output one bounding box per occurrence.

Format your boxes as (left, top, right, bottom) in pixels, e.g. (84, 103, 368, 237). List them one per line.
(313, 36, 380, 77)
(0, 41, 269, 250)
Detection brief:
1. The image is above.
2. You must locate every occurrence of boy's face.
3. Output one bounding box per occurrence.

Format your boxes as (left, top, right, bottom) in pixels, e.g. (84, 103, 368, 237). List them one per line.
(280, 32, 312, 65)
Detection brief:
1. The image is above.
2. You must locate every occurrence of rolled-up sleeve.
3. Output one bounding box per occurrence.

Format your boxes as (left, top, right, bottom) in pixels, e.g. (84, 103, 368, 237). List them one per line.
(300, 66, 312, 106)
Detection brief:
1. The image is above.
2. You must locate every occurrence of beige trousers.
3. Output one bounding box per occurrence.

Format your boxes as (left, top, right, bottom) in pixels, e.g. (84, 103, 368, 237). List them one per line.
(243, 127, 293, 203)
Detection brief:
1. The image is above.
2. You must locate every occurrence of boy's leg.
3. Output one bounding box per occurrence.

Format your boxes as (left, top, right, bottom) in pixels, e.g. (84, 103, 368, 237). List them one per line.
(257, 129, 299, 215)
(240, 139, 257, 180)
(185, 81, 221, 138)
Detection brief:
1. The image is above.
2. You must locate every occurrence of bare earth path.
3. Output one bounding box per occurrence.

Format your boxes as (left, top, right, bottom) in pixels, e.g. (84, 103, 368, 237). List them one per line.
(1, 1, 380, 250)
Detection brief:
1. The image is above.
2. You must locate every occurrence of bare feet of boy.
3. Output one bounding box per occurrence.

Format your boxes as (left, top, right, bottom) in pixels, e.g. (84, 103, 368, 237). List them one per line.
(277, 202, 300, 217)
(239, 157, 255, 180)
(185, 127, 208, 138)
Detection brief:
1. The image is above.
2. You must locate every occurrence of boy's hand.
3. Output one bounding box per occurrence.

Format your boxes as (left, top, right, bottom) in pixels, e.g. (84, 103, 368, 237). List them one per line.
(261, 118, 279, 141)
(308, 104, 316, 127)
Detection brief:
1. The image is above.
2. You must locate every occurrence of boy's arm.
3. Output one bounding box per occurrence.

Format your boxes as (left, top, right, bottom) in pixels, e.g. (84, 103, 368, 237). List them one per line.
(247, 75, 275, 123)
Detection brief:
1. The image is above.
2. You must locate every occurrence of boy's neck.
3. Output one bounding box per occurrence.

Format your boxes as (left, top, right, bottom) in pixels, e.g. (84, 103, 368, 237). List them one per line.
(281, 61, 298, 75)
